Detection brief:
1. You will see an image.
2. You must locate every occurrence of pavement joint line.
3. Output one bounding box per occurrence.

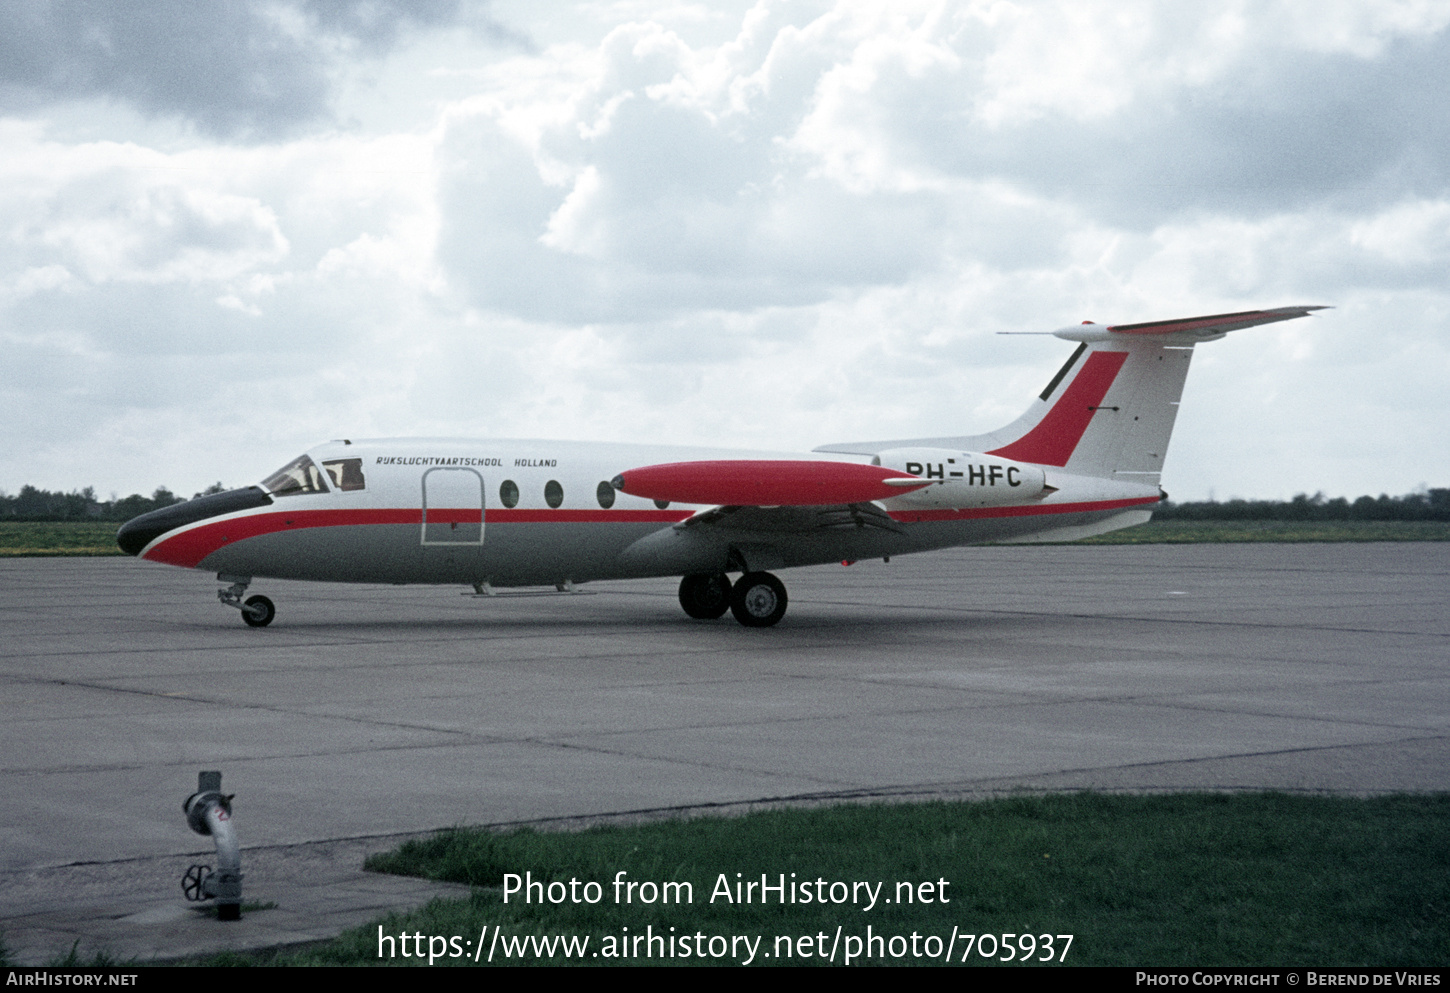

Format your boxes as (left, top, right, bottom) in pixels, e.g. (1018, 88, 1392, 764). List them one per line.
(511, 737, 863, 788)
(7, 666, 920, 710)
(8, 669, 1448, 743)
(945, 607, 1450, 638)
(0, 640, 765, 677)
(537, 699, 1445, 752)
(10, 710, 964, 777)
(0, 679, 500, 738)
(0, 627, 801, 663)
(21, 680, 1414, 781)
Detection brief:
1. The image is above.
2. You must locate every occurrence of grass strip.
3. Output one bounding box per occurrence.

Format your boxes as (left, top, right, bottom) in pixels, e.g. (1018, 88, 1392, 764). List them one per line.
(1074, 520, 1450, 543)
(212, 793, 1449, 967)
(0, 522, 125, 556)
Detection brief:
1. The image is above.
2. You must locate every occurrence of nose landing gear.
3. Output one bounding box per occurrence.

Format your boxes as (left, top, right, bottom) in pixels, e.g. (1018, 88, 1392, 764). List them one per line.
(217, 576, 276, 628)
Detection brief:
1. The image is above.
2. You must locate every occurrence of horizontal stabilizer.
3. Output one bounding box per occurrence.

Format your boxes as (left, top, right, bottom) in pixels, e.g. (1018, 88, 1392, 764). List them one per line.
(1101, 306, 1327, 338)
(612, 460, 928, 507)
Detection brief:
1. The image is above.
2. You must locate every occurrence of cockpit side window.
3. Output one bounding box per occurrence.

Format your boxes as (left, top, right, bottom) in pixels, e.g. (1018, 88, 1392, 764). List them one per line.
(321, 458, 366, 491)
(262, 454, 331, 497)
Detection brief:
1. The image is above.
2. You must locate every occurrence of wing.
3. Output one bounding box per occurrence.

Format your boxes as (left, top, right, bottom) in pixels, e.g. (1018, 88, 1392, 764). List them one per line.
(674, 501, 904, 536)
(610, 460, 917, 575)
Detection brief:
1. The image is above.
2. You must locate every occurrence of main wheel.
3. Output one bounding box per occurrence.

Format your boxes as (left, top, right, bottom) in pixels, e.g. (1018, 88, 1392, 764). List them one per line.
(242, 595, 275, 628)
(730, 572, 788, 628)
(679, 573, 732, 619)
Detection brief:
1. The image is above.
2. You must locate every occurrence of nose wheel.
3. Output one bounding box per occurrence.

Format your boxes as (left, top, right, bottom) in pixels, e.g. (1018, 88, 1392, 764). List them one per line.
(242, 595, 275, 628)
(218, 578, 276, 627)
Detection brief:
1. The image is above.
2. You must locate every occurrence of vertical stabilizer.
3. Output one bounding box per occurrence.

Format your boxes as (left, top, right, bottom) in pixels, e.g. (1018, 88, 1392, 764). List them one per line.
(982, 339, 1193, 481)
(814, 306, 1327, 482)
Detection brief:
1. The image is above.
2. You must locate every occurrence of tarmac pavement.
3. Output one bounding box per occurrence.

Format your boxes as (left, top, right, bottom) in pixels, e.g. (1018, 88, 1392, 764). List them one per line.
(1, 543, 1446, 963)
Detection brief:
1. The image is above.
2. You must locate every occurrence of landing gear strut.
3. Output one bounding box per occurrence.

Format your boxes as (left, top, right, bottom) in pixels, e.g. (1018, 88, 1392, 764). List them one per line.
(217, 576, 275, 628)
(678, 573, 732, 619)
(730, 572, 788, 628)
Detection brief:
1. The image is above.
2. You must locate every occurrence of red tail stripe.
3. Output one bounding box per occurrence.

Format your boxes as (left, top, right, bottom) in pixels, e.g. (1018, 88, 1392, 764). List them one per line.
(987, 350, 1128, 467)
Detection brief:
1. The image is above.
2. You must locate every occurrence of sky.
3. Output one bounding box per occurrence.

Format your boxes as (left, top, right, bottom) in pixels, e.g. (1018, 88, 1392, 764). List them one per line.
(2, 0, 1447, 503)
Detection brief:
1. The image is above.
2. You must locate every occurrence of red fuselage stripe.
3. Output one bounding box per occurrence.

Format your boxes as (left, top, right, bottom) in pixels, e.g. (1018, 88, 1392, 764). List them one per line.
(986, 350, 1128, 467)
(143, 507, 692, 568)
(142, 498, 1158, 569)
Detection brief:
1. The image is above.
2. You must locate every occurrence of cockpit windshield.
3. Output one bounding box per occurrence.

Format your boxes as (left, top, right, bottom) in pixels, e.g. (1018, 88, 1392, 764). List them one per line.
(262, 454, 330, 497)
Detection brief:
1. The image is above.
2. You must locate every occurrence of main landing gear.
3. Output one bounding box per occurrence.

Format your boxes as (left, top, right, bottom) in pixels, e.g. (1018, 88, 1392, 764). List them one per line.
(678, 572, 789, 628)
(218, 576, 275, 628)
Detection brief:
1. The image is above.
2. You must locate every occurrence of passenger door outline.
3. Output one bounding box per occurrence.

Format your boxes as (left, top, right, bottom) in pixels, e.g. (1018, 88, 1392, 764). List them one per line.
(421, 467, 485, 546)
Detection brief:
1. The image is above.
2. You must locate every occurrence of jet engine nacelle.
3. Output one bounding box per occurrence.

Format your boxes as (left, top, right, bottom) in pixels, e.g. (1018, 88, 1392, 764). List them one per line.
(873, 448, 1048, 508)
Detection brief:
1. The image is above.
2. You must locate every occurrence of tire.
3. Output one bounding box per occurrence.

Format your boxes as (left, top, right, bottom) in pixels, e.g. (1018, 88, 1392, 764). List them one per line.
(730, 572, 787, 628)
(678, 573, 732, 619)
(242, 595, 275, 628)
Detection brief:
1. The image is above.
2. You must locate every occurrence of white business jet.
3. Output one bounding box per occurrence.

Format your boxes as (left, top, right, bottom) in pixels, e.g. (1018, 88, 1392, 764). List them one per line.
(117, 307, 1325, 628)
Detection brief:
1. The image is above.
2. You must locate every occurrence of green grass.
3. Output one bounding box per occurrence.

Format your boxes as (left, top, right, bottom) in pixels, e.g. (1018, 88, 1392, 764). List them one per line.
(1077, 520, 1450, 543)
(211, 793, 1450, 967)
(47, 940, 135, 967)
(0, 521, 124, 556)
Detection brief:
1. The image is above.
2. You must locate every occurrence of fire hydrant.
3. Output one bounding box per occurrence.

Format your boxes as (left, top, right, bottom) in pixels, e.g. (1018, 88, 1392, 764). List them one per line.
(181, 771, 243, 920)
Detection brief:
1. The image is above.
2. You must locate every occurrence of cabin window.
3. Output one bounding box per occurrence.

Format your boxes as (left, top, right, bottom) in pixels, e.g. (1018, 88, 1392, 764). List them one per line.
(499, 479, 519, 508)
(596, 480, 616, 509)
(654, 499, 670, 510)
(545, 480, 564, 509)
(262, 454, 330, 497)
(321, 458, 366, 491)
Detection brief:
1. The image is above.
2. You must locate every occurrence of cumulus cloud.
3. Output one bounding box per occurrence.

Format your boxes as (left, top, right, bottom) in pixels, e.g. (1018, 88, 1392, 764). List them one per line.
(1, 0, 1448, 501)
(433, 2, 1450, 326)
(0, 0, 467, 138)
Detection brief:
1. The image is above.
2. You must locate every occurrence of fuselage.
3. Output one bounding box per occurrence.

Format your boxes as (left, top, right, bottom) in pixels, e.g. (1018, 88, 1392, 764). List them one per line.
(114, 306, 1327, 628)
(120, 436, 1161, 587)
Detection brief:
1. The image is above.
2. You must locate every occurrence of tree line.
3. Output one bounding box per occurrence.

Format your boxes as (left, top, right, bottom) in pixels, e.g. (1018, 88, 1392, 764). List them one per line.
(1155, 489, 1450, 522)
(2, 482, 1447, 523)
(0, 483, 226, 522)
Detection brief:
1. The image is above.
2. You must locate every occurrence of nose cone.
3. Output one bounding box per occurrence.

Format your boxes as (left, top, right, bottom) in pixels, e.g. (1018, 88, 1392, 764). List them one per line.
(117, 486, 273, 556)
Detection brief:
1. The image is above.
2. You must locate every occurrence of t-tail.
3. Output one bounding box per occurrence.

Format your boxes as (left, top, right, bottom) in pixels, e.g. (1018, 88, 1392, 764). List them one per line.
(816, 306, 1328, 486)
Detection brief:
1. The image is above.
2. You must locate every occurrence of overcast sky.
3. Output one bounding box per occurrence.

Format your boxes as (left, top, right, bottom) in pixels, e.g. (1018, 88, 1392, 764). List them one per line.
(3, 0, 1447, 502)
